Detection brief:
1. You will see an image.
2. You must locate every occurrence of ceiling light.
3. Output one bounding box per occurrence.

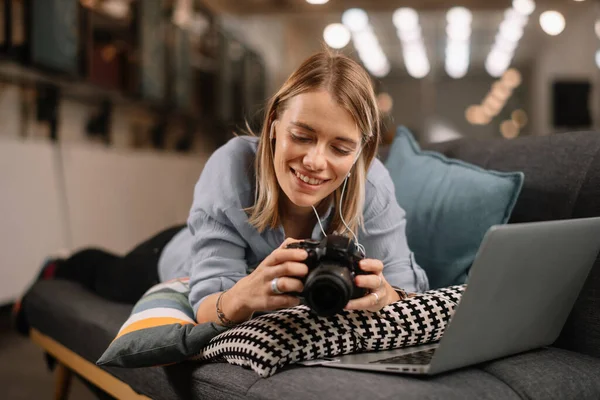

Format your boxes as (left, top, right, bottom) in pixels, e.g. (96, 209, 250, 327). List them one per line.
(446, 24, 471, 41)
(343, 11, 390, 77)
(540, 11, 565, 36)
(485, 4, 531, 77)
(446, 7, 472, 25)
(395, 8, 430, 79)
(595, 49, 600, 69)
(323, 23, 351, 49)
(504, 8, 529, 25)
(342, 8, 369, 32)
(306, 0, 329, 4)
(445, 7, 472, 79)
(393, 8, 419, 31)
(512, 0, 536, 16)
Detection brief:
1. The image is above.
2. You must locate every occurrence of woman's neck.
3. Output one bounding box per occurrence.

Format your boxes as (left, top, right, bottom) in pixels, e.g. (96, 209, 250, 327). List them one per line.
(280, 196, 330, 239)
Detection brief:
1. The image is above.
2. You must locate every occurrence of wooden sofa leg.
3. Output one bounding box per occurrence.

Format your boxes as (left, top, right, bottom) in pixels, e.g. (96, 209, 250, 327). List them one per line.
(54, 363, 73, 400)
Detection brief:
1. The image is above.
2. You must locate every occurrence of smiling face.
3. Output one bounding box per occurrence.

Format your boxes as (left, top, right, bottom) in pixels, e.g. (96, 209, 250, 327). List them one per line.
(272, 90, 362, 217)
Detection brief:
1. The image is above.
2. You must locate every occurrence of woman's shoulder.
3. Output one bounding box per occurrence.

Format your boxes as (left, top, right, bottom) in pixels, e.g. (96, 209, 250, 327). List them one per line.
(366, 157, 395, 194)
(194, 135, 259, 211)
(364, 157, 403, 214)
(208, 135, 259, 164)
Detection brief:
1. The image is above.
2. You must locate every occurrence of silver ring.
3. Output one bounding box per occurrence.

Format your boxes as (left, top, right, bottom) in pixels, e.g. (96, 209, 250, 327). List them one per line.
(271, 277, 284, 295)
(370, 291, 380, 305)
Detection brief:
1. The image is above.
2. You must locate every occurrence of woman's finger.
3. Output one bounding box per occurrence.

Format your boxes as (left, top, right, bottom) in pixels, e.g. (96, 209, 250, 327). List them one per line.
(279, 237, 302, 248)
(358, 258, 384, 274)
(344, 288, 386, 311)
(268, 276, 304, 295)
(354, 273, 383, 290)
(264, 247, 308, 267)
(268, 261, 309, 279)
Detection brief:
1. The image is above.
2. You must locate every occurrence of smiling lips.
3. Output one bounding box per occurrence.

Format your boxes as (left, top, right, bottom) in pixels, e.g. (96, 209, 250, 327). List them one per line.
(291, 168, 328, 186)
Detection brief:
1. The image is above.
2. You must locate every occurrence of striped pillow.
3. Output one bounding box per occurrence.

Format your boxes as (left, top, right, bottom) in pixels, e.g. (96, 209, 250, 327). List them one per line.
(96, 278, 227, 367)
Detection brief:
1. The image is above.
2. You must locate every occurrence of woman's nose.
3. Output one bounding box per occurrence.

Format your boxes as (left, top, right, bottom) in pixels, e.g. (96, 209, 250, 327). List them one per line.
(303, 146, 327, 171)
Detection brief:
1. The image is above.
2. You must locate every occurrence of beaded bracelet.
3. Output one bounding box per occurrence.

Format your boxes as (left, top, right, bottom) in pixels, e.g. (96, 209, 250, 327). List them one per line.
(216, 290, 238, 328)
(392, 286, 409, 300)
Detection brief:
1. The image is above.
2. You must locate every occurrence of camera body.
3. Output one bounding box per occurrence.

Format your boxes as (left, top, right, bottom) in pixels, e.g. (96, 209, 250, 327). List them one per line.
(286, 235, 368, 316)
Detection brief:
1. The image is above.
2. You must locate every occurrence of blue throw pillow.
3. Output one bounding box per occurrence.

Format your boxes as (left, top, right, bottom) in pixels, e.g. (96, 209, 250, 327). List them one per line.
(384, 126, 524, 289)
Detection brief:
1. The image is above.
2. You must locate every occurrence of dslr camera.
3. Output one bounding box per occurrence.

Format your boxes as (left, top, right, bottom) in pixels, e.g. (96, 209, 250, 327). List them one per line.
(286, 235, 367, 316)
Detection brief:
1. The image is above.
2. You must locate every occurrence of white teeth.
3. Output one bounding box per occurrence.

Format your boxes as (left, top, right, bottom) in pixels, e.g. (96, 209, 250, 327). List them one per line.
(294, 170, 323, 185)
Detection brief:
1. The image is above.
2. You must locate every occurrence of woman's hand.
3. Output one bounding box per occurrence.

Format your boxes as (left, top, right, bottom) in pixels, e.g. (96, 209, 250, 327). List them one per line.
(344, 258, 401, 312)
(227, 238, 309, 318)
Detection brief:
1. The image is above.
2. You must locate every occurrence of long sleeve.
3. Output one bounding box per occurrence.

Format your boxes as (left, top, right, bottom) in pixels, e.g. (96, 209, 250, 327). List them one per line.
(187, 209, 248, 316)
(183, 137, 257, 316)
(359, 159, 430, 293)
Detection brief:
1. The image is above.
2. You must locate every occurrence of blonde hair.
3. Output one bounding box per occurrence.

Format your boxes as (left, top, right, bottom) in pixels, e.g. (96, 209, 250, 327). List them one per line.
(245, 50, 380, 236)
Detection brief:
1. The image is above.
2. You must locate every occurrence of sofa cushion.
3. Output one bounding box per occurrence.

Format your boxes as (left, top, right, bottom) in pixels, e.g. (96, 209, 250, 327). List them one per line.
(385, 126, 524, 289)
(481, 347, 600, 399)
(426, 131, 600, 359)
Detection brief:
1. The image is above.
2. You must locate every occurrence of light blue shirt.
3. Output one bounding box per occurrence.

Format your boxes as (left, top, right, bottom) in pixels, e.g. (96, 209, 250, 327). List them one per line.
(158, 136, 429, 315)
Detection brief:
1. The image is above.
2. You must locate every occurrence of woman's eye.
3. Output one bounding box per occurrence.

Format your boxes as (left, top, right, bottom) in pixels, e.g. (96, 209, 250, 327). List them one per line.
(291, 134, 311, 143)
(333, 147, 352, 156)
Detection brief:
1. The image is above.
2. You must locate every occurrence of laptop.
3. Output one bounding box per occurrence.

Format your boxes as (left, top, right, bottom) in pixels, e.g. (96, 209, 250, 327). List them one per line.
(302, 217, 600, 375)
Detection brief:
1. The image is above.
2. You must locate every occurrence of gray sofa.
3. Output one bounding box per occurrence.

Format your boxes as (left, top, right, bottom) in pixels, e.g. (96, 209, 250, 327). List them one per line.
(23, 131, 600, 399)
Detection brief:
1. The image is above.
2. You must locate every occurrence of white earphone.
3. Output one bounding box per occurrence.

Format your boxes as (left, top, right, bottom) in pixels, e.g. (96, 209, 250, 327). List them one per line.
(346, 144, 363, 178)
(269, 121, 276, 140)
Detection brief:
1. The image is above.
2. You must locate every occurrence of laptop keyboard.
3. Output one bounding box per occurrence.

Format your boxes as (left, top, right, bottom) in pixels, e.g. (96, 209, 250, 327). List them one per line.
(371, 348, 436, 365)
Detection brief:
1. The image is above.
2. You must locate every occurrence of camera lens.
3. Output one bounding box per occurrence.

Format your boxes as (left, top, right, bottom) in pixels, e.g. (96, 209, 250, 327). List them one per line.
(304, 262, 353, 316)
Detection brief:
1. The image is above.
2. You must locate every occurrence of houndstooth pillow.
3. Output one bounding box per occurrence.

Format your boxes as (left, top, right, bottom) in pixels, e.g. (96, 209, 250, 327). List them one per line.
(193, 285, 466, 377)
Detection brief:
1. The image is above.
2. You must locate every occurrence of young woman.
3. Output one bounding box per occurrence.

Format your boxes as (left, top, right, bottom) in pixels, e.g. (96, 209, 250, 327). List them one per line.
(15, 50, 428, 332)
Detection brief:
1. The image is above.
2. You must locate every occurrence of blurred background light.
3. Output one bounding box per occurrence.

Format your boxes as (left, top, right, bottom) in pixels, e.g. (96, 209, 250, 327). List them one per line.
(512, 0, 536, 16)
(377, 92, 394, 114)
(445, 7, 472, 79)
(511, 109, 529, 127)
(500, 119, 520, 138)
(502, 68, 523, 88)
(342, 8, 369, 32)
(306, 0, 329, 4)
(101, 0, 131, 19)
(394, 8, 430, 79)
(342, 9, 390, 77)
(323, 23, 351, 49)
(485, 2, 532, 77)
(393, 8, 420, 31)
(539, 11, 565, 36)
(466, 105, 491, 125)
